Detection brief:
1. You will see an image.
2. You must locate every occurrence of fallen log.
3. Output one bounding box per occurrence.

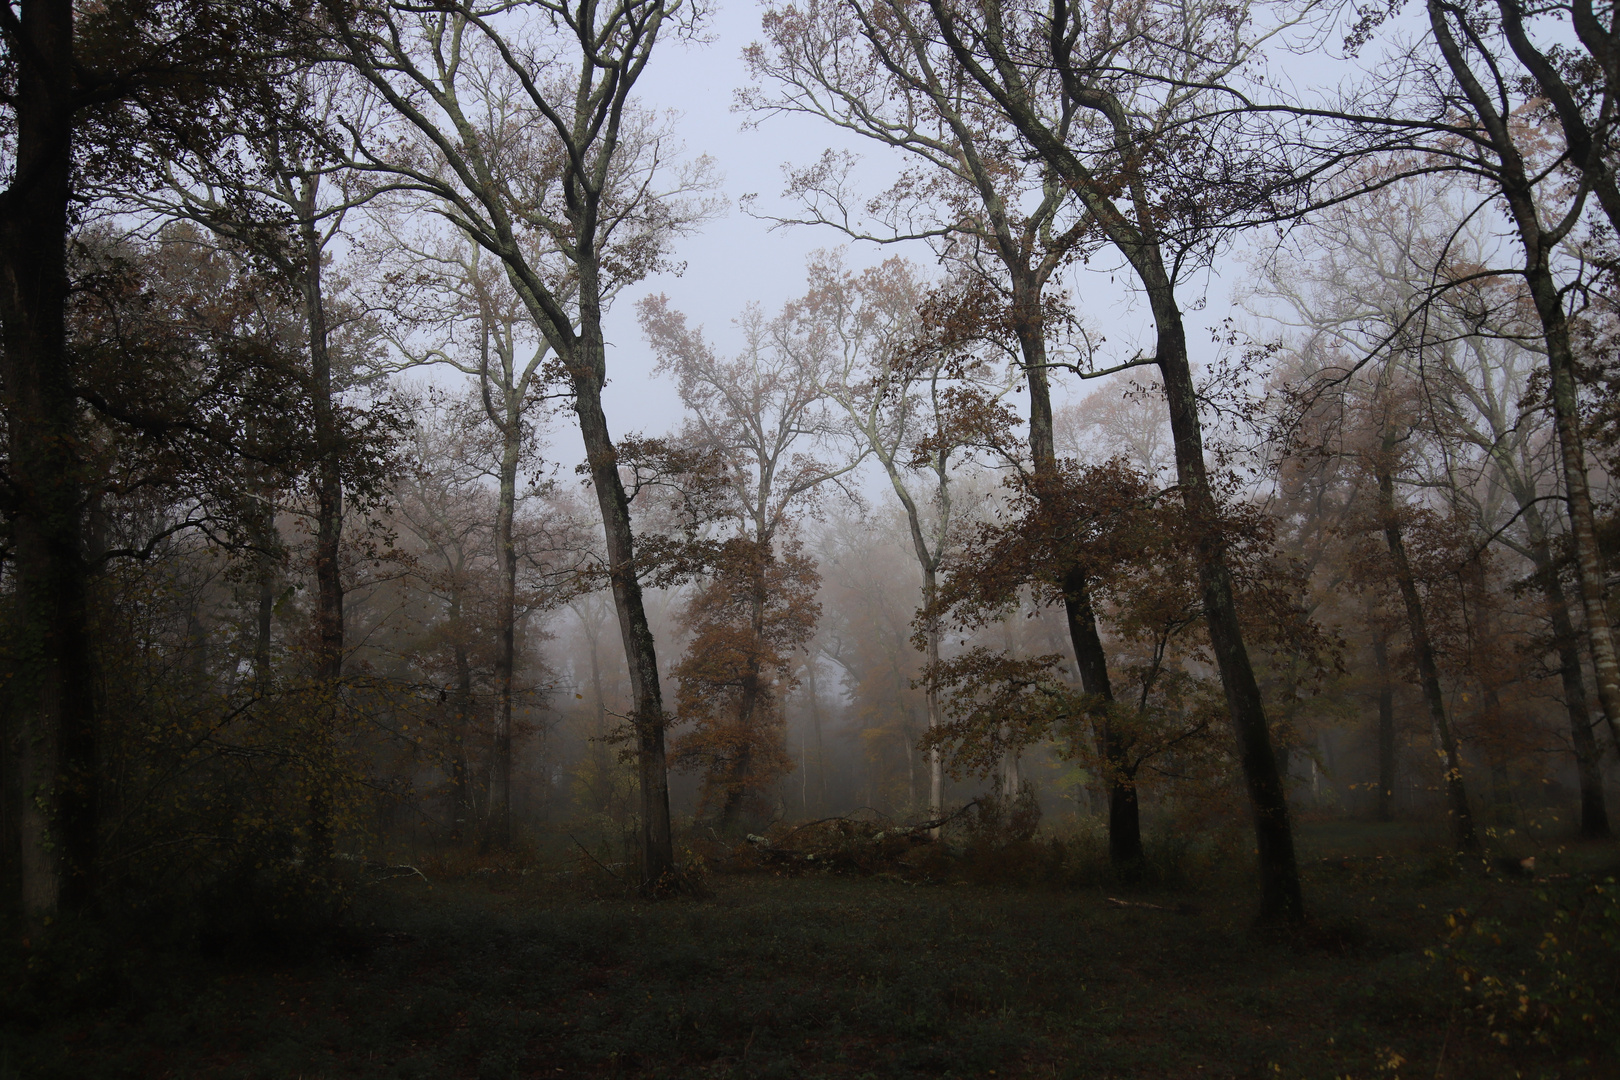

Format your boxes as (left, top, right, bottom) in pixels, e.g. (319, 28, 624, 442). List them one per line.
(1106, 897, 1199, 915)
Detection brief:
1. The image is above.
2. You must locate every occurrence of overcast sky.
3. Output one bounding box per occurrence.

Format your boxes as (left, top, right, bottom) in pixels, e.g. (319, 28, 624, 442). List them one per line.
(596, 0, 859, 437)
(590, 0, 1251, 454)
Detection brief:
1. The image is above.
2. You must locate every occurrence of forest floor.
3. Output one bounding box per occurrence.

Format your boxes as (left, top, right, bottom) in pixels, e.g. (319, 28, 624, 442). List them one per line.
(2, 821, 1617, 1080)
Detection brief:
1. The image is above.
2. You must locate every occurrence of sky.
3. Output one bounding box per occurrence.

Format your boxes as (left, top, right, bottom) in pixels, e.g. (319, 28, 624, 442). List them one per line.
(595, 0, 870, 437)
(572, 0, 1265, 465)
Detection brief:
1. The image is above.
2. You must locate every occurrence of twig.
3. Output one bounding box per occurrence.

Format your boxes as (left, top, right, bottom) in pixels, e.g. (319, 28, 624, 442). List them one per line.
(569, 832, 625, 882)
(907, 797, 986, 833)
(779, 798, 983, 843)
(1435, 1005, 1454, 1078)
(1106, 897, 1193, 914)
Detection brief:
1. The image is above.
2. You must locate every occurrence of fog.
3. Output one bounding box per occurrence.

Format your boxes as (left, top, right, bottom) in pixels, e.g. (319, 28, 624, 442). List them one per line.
(5, 0, 1619, 1070)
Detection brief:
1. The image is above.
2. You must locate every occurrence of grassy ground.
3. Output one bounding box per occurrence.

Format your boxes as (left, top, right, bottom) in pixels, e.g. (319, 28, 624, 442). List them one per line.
(2, 822, 1616, 1079)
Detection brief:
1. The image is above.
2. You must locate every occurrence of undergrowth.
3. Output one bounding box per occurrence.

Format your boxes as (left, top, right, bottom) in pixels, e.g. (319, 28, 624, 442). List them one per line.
(1430, 875, 1620, 1062)
(1, 822, 1613, 1079)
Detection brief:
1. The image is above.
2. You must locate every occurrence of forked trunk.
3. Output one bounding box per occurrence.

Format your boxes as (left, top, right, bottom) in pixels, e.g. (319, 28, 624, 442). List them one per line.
(1427, 0, 1620, 757)
(919, 0, 1303, 921)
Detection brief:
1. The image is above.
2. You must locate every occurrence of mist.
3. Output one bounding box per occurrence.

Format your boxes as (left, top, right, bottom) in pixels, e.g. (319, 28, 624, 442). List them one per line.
(3, 0, 1618, 1074)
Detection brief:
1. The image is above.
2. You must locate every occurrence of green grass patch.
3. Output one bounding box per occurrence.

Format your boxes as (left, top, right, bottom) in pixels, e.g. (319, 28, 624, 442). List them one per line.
(1, 822, 1615, 1078)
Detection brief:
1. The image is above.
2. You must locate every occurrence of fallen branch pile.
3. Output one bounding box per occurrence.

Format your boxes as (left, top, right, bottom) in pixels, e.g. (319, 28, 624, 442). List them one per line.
(726, 800, 986, 876)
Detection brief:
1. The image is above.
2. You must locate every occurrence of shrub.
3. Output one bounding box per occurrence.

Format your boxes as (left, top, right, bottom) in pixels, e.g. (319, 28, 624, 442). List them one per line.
(1431, 876, 1620, 1056)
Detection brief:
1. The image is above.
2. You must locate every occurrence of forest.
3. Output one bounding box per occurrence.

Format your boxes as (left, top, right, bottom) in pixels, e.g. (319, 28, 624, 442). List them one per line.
(2, 0, 1619, 1075)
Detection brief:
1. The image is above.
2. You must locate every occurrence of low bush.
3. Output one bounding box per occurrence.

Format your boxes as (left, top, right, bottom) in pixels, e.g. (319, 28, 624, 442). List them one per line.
(1431, 875, 1620, 1059)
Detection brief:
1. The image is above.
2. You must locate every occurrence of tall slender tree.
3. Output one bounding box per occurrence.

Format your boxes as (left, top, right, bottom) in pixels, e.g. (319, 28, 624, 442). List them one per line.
(0, 0, 312, 927)
(327, 0, 716, 885)
(640, 291, 858, 826)
(1256, 175, 1611, 836)
(746, 0, 1147, 862)
(378, 231, 559, 849)
(915, 0, 1307, 920)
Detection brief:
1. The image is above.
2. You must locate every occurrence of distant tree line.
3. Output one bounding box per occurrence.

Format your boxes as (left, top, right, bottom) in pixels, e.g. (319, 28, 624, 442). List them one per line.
(3, 0, 1619, 934)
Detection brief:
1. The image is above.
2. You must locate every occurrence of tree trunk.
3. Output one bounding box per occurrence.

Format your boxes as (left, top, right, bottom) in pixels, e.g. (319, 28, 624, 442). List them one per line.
(299, 191, 342, 872)
(248, 473, 279, 698)
(1487, 742, 1514, 829)
(1375, 463, 1478, 853)
(807, 658, 828, 814)
(1426, 0, 1620, 754)
(718, 541, 770, 832)
(1464, 557, 1516, 829)
(924, 568, 944, 831)
(885, 459, 944, 829)
(0, 0, 97, 927)
(1014, 282, 1140, 874)
(1526, 527, 1610, 837)
(719, 740, 755, 831)
(1152, 298, 1304, 921)
(919, 0, 1302, 921)
(1532, 275, 1620, 752)
(254, 562, 276, 697)
(450, 588, 474, 843)
(569, 316, 673, 887)
(487, 431, 520, 850)
(1370, 621, 1397, 823)
(1065, 567, 1142, 873)
(587, 616, 613, 819)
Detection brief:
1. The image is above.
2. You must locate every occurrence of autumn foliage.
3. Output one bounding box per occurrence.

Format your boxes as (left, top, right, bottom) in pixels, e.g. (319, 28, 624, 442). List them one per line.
(671, 537, 820, 829)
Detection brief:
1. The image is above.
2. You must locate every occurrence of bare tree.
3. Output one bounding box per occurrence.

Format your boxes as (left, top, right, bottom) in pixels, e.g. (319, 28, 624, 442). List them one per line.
(326, 0, 717, 884)
(393, 397, 499, 840)
(1420, 0, 1620, 761)
(1304, 0, 1620, 765)
(376, 227, 561, 848)
(1367, 396, 1481, 854)
(1254, 174, 1610, 836)
(913, 0, 1309, 919)
(794, 251, 1008, 823)
(639, 290, 858, 826)
(747, 0, 1158, 873)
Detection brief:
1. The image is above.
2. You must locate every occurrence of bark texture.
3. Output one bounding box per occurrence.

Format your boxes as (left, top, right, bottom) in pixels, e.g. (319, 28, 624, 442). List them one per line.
(1370, 625, 1397, 822)
(570, 325, 674, 885)
(0, 0, 97, 925)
